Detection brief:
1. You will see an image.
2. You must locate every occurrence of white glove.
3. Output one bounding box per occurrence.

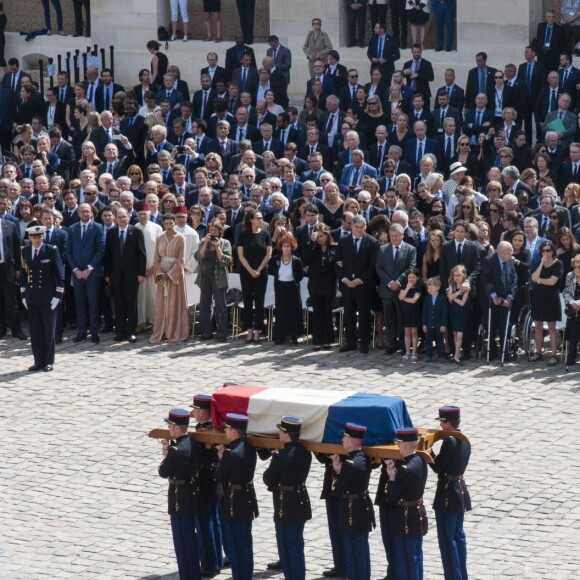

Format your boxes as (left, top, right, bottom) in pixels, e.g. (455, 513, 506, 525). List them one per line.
(50, 298, 60, 310)
(22, 298, 27, 309)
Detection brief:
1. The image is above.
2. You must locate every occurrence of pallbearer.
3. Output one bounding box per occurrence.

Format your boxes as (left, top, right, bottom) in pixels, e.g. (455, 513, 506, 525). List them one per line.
(158, 408, 201, 580)
(215, 413, 258, 580)
(385, 427, 428, 580)
(430, 406, 471, 580)
(190, 395, 223, 578)
(20, 224, 64, 373)
(331, 422, 375, 580)
(263, 416, 312, 579)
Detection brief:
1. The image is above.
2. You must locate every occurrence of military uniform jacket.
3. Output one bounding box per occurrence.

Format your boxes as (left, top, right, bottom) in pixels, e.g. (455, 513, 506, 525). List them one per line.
(315, 453, 339, 501)
(374, 460, 401, 508)
(158, 434, 200, 516)
(332, 449, 375, 533)
(386, 453, 428, 537)
(430, 435, 472, 513)
(263, 441, 312, 524)
(20, 243, 65, 305)
(195, 421, 220, 503)
(215, 437, 259, 523)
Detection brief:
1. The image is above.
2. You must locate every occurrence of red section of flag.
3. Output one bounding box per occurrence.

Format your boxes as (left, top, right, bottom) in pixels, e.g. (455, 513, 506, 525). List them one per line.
(211, 385, 268, 429)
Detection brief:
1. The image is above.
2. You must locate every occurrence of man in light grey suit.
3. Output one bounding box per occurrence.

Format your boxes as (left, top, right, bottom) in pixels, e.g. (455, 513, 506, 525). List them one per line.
(266, 35, 292, 84)
(542, 93, 577, 152)
(376, 223, 417, 354)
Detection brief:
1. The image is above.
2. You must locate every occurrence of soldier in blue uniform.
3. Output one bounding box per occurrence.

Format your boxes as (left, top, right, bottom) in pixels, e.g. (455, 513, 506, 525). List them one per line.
(263, 416, 312, 580)
(386, 427, 429, 580)
(189, 394, 223, 578)
(331, 422, 375, 580)
(430, 406, 471, 580)
(215, 413, 258, 580)
(158, 408, 202, 580)
(20, 225, 64, 372)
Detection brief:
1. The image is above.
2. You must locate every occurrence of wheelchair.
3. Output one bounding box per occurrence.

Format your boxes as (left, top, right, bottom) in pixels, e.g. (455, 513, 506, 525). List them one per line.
(476, 304, 520, 364)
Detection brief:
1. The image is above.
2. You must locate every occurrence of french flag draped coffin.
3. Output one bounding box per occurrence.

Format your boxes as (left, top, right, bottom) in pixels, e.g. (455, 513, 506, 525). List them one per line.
(211, 385, 413, 446)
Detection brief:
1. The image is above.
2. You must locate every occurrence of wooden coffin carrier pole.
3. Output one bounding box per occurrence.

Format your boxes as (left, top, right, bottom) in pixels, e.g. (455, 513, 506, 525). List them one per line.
(148, 427, 469, 464)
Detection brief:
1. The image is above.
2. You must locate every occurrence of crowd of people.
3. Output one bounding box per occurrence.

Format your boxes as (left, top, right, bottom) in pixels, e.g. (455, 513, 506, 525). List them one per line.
(2, 8, 580, 373)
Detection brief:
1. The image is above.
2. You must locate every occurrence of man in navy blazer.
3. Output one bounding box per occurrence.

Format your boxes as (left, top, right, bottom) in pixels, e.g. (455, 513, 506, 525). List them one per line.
(403, 45, 434, 110)
(66, 203, 106, 344)
(534, 10, 565, 73)
(437, 68, 465, 112)
(367, 22, 400, 83)
(266, 35, 292, 84)
(339, 150, 378, 195)
(403, 121, 441, 176)
(465, 52, 497, 109)
(306, 60, 335, 96)
(462, 94, 495, 143)
(481, 241, 518, 360)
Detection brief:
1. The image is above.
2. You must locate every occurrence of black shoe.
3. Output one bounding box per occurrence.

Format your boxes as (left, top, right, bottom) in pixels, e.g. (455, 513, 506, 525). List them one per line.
(91, 334, 100, 344)
(436, 47, 443, 52)
(339, 344, 356, 353)
(201, 570, 219, 578)
(28, 364, 42, 372)
(222, 557, 231, 568)
(12, 330, 27, 340)
(113, 334, 127, 342)
(73, 333, 87, 343)
(128, 335, 137, 344)
(462, 352, 472, 361)
(359, 345, 369, 354)
(0, 329, 7, 339)
(73, 32, 82, 37)
(200, 335, 212, 341)
(385, 347, 398, 355)
(290, 336, 298, 345)
(453, 358, 463, 366)
(267, 560, 282, 570)
(100, 325, 114, 333)
(274, 339, 284, 345)
(55, 336, 63, 344)
(347, 43, 355, 48)
(44, 364, 53, 372)
(323, 569, 347, 578)
(217, 337, 229, 343)
(445, 47, 452, 52)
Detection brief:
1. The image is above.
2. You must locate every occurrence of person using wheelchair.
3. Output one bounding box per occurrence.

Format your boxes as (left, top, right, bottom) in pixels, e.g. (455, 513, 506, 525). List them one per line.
(563, 254, 580, 369)
(481, 241, 518, 361)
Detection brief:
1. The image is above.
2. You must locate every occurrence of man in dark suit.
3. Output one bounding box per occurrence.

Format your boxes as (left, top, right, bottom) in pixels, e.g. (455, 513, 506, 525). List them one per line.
(0, 210, 27, 339)
(155, 73, 185, 109)
(439, 220, 481, 358)
(206, 120, 239, 170)
(367, 22, 400, 83)
(231, 54, 259, 101)
(534, 10, 565, 73)
(430, 90, 462, 138)
(542, 93, 577, 151)
(193, 75, 218, 122)
(103, 208, 146, 343)
(335, 215, 379, 354)
(43, 87, 68, 138)
(516, 46, 547, 144)
(535, 71, 562, 128)
(347, 0, 368, 47)
(403, 121, 441, 176)
(558, 52, 580, 108)
(307, 60, 336, 96)
(293, 203, 320, 258)
(462, 93, 495, 144)
(481, 241, 518, 360)
(465, 52, 497, 110)
(266, 35, 292, 84)
(229, 107, 260, 143)
(376, 223, 417, 354)
(201, 52, 229, 88)
(2, 58, 30, 114)
(559, 141, 580, 186)
(20, 224, 65, 372)
(48, 127, 76, 184)
(338, 69, 364, 112)
(438, 68, 465, 112)
(403, 45, 435, 110)
(95, 68, 124, 113)
(225, 35, 257, 79)
(253, 123, 284, 158)
(119, 100, 148, 166)
(97, 140, 136, 180)
(299, 128, 332, 170)
(65, 203, 106, 345)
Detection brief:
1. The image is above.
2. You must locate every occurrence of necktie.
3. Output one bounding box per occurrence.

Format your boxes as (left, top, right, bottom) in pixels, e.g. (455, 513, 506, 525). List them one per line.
(202, 91, 208, 117)
(108, 130, 113, 143)
(559, 111, 564, 120)
(11, 73, 16, 93)
(81, 224, 86, 240)
(280, 129, 285, 144)
(107, 163, 113, 174)
(526, 63, 532, 92)
(105, 88, 110, 110)
(60, 88, 65, 103)
(273, 49, 277, 60)
(542, 216, 548, 231)
(551, 89, 557, 111)
(25, 166, 31, 179)
(232, 211, 237, 223)
(308, 225, 313, 238)
(502, 261, 508, 290)
(417, 141, 423, 165)
(377, 144, 383, 169)
(440, 110, 445, 125)
(310, 146, 315, 154)
(445, 136, 452, 160)
(178, 186, 183, 195)
(242, 68, 247, 89)
(33, 248, 38, 260)
(221, 140, 227, 155)
(119, 229, 125, 252)
(351, 86, 356, 103)
(545, 25, 552, 45)
(351, 167, 360, 186)
(575, 163, 579, 176)
(479, 68, 485, 93)
(411, 60, 419, 91)
(354, 238, 360, 253)
(46, 230, 52, 244)
(326, 113, 334, 134)
(238, 128, 244, 141)
(446, 85, 451, 97)
(415, 112, 420, 120)
(456, 242, 462, 262)
(378, 36, 383, 57)
(564, 69, 569, 87)
(394, 245, 399, 263)
(264, 141, 269, 151)
(475, 110, 482, 126)
(166, 90, 171, 98)
(129, 116, 134, 128)
(88, 82, 95, 103)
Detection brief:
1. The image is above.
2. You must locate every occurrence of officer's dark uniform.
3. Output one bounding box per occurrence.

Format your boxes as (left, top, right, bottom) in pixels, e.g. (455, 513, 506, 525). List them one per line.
(386, 427, 428, 580)
(317, 453, 347, 578)
(430, 406, 471, 580)
(20, 229, 64, 371)
(158, 409, 202, 580)
(333, 423, 375, 580)
(190, 395, 223, 576)
(215, 413, 258, 580)
(375, 459, 403, 580)
(263, 416, 312, 580)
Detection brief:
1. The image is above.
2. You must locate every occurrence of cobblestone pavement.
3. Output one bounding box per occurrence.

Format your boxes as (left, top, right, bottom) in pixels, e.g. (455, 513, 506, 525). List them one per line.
(1, 328, 579, 580)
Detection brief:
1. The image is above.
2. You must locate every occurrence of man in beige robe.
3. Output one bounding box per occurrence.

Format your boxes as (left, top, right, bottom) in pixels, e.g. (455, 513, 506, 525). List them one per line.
(173, 206, 200, 306)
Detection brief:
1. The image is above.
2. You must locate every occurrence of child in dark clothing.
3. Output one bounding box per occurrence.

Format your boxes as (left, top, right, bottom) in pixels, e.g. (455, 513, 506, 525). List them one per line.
(422, 277, 448, 361)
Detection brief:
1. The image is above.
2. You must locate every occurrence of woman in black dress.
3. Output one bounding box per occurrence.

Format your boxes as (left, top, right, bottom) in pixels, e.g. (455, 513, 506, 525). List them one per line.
(422, 229, 444, 282)
(270, 234, 304, 345)
(509, 230, 531, 324)
(529, 240, 564, 366)
(146, 40, 168, 89)
(302, 223, 337, 350)
(237, 209, 273, 344)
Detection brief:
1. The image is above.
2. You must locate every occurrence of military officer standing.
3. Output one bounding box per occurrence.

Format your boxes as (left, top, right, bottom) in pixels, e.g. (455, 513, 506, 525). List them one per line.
(20, 224, 64, 372)
(331, 422, 375, 580)
(158, 408, 202, 580)
(430, 406, 471, 580)
(190, 394, 223, 578)
(386, 427, 428, 580)
(215, 413, 258, 580)
(263, 416, 312, 580)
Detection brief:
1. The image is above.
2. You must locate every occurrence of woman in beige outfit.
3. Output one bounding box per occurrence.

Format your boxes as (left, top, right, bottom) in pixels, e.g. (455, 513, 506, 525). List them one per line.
(303, 17, 333, 77)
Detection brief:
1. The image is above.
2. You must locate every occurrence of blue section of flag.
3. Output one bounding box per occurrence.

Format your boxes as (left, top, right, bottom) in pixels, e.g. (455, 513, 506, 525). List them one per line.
(322, 393, 413, 445)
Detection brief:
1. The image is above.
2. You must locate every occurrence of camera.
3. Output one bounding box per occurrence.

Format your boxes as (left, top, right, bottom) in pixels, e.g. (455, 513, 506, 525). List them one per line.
(210, 235, 218, 241)
(208, 172, 214, 179)
(177, 146, 185, 153)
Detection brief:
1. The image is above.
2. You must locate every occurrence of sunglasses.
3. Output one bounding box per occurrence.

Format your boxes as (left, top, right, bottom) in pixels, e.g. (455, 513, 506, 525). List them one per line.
(462, 205, 472, 209)
(541, 248, 553, 253)
(129, 172, 140, 176)
(494, 76, 504, 79)
(573, 265, 580, 270)
(459, 142, 470, 146)
(489, 208, 499, 213)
